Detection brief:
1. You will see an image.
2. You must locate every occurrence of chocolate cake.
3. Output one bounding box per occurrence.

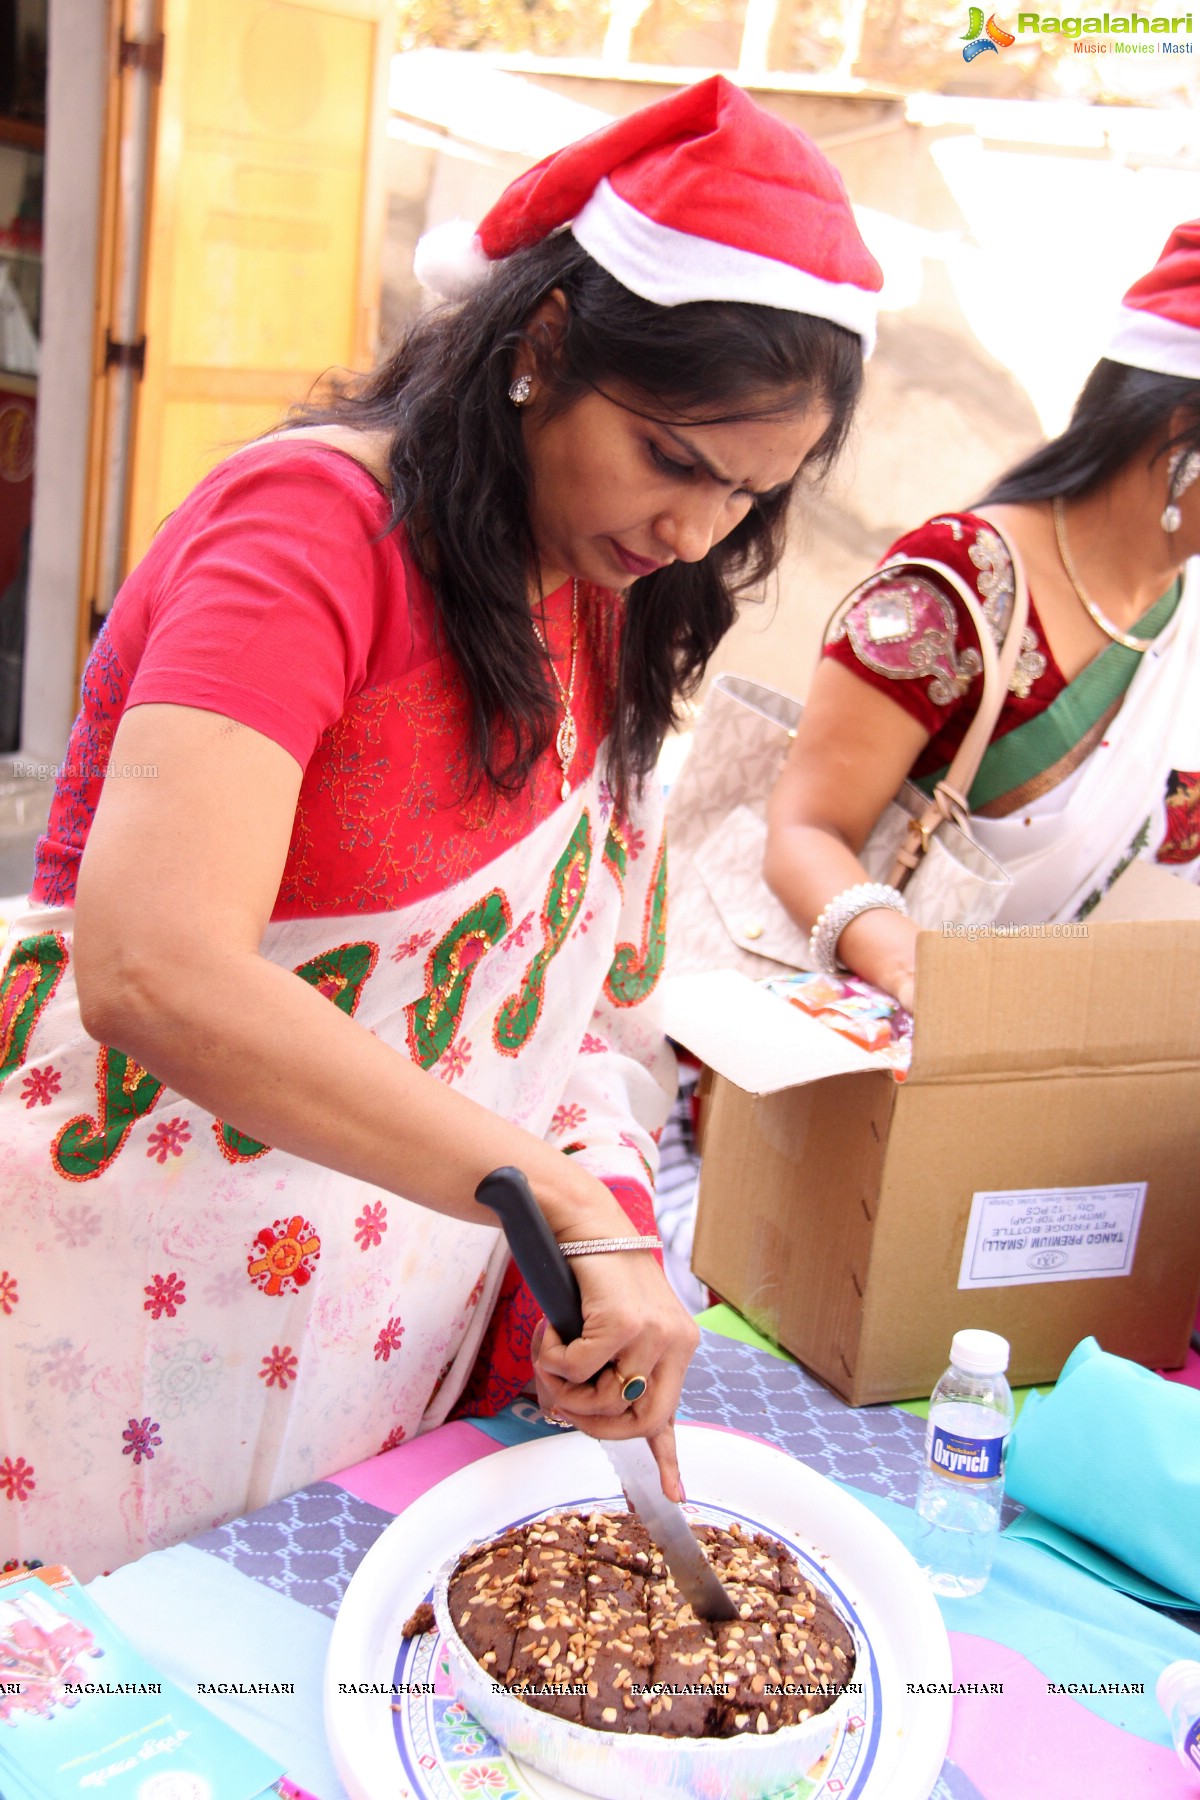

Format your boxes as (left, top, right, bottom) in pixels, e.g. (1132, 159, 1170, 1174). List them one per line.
(446, 1510, 856, 1739)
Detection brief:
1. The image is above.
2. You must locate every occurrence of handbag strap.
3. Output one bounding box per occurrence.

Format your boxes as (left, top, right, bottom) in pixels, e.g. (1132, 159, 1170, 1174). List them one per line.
(825, 516, 1030, 887)
(938, 513, 1030, 807)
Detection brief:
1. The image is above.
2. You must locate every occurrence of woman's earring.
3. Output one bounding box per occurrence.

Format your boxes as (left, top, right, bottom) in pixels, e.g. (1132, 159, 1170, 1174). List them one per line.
(508, 374, 533, 407)
(1162, 447, 1200, 533)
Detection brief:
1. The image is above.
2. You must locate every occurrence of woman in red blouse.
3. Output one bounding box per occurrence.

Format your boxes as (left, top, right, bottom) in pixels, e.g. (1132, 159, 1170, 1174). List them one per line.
(767, 222, 1200, 1011)
(0, 79, 882, 1576)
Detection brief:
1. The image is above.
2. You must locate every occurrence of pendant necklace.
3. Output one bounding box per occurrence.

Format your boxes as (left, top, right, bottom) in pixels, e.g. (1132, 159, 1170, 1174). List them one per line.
(531, 578, 579, 801)
(1051, 497, 1155, 654)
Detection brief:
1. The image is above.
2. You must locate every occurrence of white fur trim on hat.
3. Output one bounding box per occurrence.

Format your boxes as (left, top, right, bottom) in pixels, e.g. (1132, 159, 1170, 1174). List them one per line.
(1105, 303, 1200, 381)
(413, 218, 491, 300)
(571, 178, 877, 354)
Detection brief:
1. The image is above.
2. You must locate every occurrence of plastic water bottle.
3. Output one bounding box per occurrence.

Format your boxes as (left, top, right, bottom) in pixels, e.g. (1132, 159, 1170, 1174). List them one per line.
(914, 1329, 1014, 1598)
(1158, 1660, 1200, 1782)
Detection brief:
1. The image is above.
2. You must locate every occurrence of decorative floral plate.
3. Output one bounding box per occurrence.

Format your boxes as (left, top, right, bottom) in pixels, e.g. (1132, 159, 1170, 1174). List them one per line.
(324, 1426, 952, 1800)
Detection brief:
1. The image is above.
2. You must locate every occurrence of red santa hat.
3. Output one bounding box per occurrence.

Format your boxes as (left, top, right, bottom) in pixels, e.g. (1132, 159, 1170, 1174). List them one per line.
(1105, 219, 1200, 380)
(414, 75, 882, 353)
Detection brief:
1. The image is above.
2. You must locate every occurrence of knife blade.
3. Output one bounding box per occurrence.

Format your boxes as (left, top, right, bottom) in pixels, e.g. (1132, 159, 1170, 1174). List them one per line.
(476, 1165, 738, 1622)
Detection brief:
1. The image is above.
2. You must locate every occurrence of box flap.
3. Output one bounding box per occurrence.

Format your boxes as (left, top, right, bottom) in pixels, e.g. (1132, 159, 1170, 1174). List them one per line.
(910, 911, 1200, 1082)
(1089, 858, 1200, 923)
(659, 970, 878, 1095)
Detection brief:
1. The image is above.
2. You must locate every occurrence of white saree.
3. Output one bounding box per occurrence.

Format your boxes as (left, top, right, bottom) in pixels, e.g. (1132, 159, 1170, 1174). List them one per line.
(971, 559, 1200, 924)
(0, 768, 673, 1579)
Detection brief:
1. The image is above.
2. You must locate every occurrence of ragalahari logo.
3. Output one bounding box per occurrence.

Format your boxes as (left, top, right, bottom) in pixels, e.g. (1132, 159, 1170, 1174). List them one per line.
(962, 7, 1017, 56)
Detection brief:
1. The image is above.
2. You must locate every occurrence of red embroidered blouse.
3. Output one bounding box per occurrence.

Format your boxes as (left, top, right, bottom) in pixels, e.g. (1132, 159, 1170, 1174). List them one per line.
(822, 512, 1059, 780)
(35, 443, 619, 917)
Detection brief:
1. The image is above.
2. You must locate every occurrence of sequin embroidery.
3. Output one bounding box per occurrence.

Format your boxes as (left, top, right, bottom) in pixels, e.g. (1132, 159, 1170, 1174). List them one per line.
(216, 940, 380, 1158)
(604, 834, 667, 1008)
(967, 524, 1016, 644)
(405, 893, 511, 1071)
(842, 576, 982, 706)
(0, 933, 68, 1092)
(494, 813, 592, 1056)
(51, 1048, 164, 1184)
(842, 518, 1047, 709)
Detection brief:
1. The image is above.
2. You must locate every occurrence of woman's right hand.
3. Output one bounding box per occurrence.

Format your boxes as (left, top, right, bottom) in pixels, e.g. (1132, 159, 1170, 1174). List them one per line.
(510, 1121, 705, 1499)
(528, 1221, 699, 1502)
(764, 660, 932, 1007)
(836, 904, 918, 1012)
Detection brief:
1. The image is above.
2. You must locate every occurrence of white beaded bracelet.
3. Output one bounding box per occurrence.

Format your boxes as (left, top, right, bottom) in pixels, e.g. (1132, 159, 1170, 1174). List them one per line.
(808, 881, 908, 975)
(558, 1234, 664, 1257)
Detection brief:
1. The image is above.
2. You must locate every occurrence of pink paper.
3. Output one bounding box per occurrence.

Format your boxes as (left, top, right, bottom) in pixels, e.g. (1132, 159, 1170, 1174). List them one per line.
(947, 1632, 1193, 1799)
(331, 1421, 500, 1514)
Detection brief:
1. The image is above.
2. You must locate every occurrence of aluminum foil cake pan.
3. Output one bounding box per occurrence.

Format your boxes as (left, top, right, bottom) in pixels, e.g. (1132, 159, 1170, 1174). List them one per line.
(431, 1526, 862, 1800)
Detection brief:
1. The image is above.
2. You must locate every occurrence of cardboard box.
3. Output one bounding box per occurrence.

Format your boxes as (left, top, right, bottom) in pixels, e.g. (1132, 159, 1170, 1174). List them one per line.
(662, 862, 1200, 1406)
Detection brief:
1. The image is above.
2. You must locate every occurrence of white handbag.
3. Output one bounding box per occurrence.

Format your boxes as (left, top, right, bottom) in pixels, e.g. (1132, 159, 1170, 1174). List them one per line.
(664, 523, 1031, 981)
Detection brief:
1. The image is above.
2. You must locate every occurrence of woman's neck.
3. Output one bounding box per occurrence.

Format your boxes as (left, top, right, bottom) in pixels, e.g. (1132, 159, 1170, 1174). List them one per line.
(1057, 464, 1187, 630)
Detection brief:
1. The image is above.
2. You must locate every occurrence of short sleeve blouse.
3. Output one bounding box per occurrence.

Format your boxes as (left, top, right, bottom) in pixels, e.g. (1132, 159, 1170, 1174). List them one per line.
(822, 512, 1061, 781)
(33, 441, 618, 918)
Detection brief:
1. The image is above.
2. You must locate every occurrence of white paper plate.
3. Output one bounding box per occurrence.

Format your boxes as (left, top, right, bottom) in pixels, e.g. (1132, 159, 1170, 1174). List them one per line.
(324, 1425, 952, 1800)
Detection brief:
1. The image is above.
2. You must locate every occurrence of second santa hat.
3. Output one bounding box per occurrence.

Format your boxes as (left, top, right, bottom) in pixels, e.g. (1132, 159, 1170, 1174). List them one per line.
(414, 75, 882, 353)
(1106, 219, 1200, 380)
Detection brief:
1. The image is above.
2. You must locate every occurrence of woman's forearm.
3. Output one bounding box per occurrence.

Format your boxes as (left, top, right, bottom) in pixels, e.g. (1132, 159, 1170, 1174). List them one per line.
(78, 941, 632, 1240)
(765, 821, 919, 1006)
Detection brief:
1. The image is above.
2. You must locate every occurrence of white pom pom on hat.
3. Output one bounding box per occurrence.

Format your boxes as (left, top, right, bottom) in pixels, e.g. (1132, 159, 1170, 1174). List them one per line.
(412, 74, 882, 353)
(1105, 218, 1200, 381)
(411, 218, 491, 302)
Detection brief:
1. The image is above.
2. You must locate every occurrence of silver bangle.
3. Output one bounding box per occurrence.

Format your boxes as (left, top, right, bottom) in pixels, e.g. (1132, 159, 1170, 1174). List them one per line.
(558, 1235, 663, 1257)
(808, 882, 908, 975)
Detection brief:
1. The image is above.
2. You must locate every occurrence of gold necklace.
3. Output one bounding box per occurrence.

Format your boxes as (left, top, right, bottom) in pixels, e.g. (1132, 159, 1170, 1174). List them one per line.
(531, 578, 579, 801)
(1051, 497, 1156, 654)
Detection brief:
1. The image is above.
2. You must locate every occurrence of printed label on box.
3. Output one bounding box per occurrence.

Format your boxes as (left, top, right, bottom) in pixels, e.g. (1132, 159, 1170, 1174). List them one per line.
(957, 1182, 1146, 1289)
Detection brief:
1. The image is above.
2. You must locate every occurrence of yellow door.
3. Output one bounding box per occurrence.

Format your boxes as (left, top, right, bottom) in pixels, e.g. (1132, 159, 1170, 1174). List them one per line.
(123, 0, 391, 570)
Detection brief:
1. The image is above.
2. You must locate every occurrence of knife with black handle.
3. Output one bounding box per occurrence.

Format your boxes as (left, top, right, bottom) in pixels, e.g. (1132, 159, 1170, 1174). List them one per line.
(476, 1164, 738, 1621)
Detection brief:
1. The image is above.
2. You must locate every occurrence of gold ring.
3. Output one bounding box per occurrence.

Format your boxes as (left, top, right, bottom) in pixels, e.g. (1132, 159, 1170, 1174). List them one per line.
(619, 1373, 648, 1403)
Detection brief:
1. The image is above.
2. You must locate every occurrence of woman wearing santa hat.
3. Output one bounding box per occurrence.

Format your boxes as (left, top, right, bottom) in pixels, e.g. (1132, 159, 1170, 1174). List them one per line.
(766, 221, 1200, 1011)
(0, 77, 881, 1575)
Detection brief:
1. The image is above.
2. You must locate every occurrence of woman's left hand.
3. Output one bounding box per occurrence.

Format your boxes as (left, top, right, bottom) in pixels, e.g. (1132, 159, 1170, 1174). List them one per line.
(529, 1251, 699, 1502)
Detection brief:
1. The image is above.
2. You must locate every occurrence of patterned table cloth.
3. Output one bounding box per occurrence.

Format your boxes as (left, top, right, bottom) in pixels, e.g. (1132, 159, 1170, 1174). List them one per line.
(86, 1329, 1200, 1800)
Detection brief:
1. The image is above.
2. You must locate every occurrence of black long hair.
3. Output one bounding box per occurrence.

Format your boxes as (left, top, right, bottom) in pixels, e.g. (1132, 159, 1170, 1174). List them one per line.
(291, 233, 863, 804)
(981, 357, 1200, 506)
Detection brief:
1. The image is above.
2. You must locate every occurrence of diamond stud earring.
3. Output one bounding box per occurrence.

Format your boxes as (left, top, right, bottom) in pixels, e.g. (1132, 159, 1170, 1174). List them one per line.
(508, 374, 533, 406)
(1162, 447, 1200, 533)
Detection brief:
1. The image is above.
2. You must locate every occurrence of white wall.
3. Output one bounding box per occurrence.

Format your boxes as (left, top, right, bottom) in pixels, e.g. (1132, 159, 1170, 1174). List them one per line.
(21, 0, 109, 764)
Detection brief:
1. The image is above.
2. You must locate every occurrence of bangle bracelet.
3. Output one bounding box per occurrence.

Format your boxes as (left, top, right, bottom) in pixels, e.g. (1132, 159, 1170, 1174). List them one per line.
(558, 1235, 663, 1257)
(809, 882, 908, 975)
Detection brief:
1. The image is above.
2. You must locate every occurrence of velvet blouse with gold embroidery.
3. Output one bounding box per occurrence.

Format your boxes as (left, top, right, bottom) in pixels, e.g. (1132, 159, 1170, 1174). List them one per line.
(822, 511, 1056, 782)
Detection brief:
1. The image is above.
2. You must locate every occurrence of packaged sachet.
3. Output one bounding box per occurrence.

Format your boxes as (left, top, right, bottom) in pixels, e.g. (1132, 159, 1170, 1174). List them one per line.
(763, 970, 913, 1072)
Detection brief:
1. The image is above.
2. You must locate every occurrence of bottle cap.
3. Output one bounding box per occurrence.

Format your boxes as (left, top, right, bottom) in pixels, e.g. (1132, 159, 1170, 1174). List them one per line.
(949, 1329, 1010, 1376)
(1157, 1659, 1200, 1716)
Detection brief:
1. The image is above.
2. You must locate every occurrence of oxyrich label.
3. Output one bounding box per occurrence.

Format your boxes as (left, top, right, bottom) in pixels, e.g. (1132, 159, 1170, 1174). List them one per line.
(928, 1424, 1005, 1483)
(1185, 1717, 1200, 1770)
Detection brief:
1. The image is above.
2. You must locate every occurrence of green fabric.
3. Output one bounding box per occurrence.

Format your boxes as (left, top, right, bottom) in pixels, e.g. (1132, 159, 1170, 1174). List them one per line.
(1006, 1333, 1200, 1605)
(699, 1305, 1047, 1413)
(695, 1303, 791, 1360)
(1003, 1510, 1199, 1611)
(897, 1385, 1047, 1422)
(916, 578, 1182, 810)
